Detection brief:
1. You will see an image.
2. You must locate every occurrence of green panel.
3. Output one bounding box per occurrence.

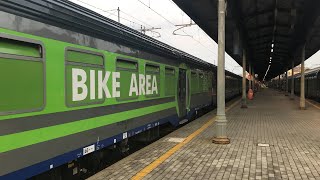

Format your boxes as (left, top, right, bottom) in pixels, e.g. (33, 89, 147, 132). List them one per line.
(66, 65, 104, 106)
(116, 59, 139, 101)
(117, 70, 139, 101)
(0, 28, 178, 121)
(0, 38, 41, 57)
(165, 71, 176, 96)
(0, 58, 44, 113)
(117, 59, 137, 70)
(0, 102, 175, 153)
(146, 64, 160, 73)
(146, 64, 160, 97)
(66, 50, 104, 66)
(165, 68, 175, 75)
(146, 73, 160, 97)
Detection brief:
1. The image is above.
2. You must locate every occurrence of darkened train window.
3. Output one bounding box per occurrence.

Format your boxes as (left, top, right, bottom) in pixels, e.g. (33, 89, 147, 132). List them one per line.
(191, 71, 199, 93)
(65, 48, 104, 107)
(207, 72, 213, 90)
(165, 67, 176, 96)
(66, 49, 104, 66)
(199, 72, 205, 92)
(145, 63, 160, 97)
(116, 58, 139, 101)
(203, 72, 209, 92)
(0, 36, 44, 115)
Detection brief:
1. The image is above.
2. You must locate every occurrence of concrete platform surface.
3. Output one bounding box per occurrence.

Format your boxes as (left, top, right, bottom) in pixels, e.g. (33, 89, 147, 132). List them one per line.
(88, 89, 320, 180)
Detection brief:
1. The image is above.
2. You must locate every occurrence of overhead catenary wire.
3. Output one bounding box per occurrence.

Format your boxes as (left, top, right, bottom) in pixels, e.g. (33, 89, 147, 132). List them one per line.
(72, 0, 184, 51)
(136, 0, 223, 65)
(73, 0, 235, 67)
(165, 0, 239, 69)
(72, 0, 175, 46)
(74, 0, 147, 28)
(120, 9, 154, 28)
(164, 0, 239, 69)
(74, 0, 217, 62)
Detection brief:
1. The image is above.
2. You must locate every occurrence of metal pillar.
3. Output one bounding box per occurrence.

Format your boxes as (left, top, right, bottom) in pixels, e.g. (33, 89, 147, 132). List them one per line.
(252, 69, 255, 92)
(117, 7, 120, 23)
(300, 46, 306, 110)
(285, 66, 289, 96)
(278, 75, 281, 91)
(290, 61, 295, 100)
(212, 0, 229, 144)
(248, 63, 252, 90)
(241, 49, 247, 108)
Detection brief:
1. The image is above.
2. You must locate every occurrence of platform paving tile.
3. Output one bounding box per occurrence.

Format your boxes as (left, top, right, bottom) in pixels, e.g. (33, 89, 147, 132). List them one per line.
(88, 89, 320, 180)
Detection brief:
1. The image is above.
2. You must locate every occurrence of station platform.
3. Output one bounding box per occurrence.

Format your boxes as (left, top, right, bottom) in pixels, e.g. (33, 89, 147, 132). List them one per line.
(88, 88, 320, 180)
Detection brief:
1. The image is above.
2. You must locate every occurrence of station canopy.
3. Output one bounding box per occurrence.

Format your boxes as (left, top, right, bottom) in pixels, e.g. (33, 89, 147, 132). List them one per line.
(173, 0, 320, 80)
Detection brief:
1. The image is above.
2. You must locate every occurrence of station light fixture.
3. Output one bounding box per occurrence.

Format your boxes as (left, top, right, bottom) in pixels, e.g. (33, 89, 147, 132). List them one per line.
(271, 48, 273, 52)
(271, 43, 274, 48)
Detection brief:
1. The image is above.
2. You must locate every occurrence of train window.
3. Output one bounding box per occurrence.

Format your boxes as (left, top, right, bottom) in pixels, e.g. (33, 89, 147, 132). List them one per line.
(146, 64, 160, 73)
(117, 59, 138, 71)
(145, 63, 160, 97)
(199, 72, 204, 92)
(0, 35, 45, 115)
(65, 47, 104, 107)
(165, 67, 175, 75)
(207, 72, 213, 90)
(165, 67, 176, 96)
(116, 58, 139, 101)
(203, 73, 208, 92)
(199, 73, 204, 79)
(66, 49, 104, 66)
(0, 37, 42, 58)
(191, 71, 199, 93)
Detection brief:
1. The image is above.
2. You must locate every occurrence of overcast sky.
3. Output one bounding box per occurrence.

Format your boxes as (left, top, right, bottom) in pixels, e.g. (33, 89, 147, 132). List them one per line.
(70, 0, 320, 77)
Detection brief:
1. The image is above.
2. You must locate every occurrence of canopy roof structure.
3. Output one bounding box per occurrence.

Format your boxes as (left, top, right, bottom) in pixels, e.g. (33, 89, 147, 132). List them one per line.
(173, 0, 320, 80)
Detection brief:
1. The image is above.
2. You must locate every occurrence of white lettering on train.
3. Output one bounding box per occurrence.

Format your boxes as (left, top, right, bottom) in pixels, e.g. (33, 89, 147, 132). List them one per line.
(129, 74, 158, 96)
(72, 68, 158, 101)
(72, 68, 87, 101)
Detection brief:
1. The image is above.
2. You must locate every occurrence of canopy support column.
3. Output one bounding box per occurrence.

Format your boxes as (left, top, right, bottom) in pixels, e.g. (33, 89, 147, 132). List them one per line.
(241, 49, 247, 108)
(290, 61, 295, 100)
(252, 69, 255, 92)
(213, 0, 229, 144)
(248, 63, 252, 90)
(285, 66, 289, 96)
(278, 75, 281, 91)
(300, 46, 306, 110)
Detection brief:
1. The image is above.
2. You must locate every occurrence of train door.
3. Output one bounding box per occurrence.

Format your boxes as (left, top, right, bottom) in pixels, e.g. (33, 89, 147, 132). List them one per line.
(178, 68, 187, 117)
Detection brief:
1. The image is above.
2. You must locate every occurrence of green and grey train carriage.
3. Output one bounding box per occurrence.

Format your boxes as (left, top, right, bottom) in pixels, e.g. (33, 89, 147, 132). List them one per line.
(0, 1, 242, 179)
(271, 67, 320, 101)
(292, 68, 320, 101)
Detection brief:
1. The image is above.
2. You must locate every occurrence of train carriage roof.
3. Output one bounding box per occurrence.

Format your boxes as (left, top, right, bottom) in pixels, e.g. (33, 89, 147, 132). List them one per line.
(294, 67, 320, 78)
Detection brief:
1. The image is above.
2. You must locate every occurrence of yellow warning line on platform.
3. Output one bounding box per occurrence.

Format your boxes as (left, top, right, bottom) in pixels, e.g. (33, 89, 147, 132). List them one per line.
(306, 100, 320, 110)
(131, 99, 241, 180)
